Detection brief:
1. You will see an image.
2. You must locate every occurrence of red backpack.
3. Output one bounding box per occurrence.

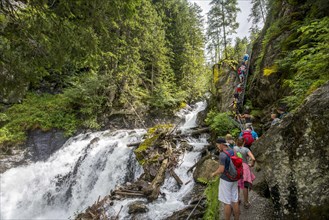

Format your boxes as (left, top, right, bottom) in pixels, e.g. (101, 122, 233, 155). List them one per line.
(223, 150, 243, 181)
(242, 130, 254, 146)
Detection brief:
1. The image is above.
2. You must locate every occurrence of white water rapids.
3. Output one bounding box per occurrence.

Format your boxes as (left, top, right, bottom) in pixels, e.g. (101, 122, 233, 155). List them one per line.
(0, 101, 208, 219)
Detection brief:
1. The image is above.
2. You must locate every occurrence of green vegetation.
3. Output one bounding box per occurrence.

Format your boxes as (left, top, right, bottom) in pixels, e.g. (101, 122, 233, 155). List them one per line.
(0, 93, 78, 149)
(205, 111, 240, 137)
(251, 0, 329, 110)
(279, 17, 329, 109)
(203, 177, 220, 220)
(0, 0, 209, 148)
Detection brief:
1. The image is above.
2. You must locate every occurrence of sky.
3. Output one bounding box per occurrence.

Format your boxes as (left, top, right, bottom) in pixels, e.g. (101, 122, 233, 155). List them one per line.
(188, 0, 253, 40)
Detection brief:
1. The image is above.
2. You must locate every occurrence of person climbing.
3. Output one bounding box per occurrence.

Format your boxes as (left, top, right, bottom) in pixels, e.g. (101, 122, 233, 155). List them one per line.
(239, 125, 258, 149)
(240, 109, 252, 125)
(277, 106, 287, 119)
(243, 53, 249, 65)
(236, 83, 243, 94)
(234, 138, 256, 209)
(225, 134, 235, 149)
(237, 67, 245, 83)
(271, 113, 280, 126)
(230, 93, 241, 121)
(211, 138, 240, 220)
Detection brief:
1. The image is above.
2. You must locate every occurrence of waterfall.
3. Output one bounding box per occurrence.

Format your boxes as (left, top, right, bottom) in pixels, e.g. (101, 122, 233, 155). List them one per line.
(0, 101, 208, 219)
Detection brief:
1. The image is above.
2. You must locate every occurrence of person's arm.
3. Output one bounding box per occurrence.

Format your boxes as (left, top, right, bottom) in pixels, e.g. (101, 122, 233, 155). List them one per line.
(247, 151, 256, 167)
(211, 165, 225, 177)
(252, 131, 259, 140)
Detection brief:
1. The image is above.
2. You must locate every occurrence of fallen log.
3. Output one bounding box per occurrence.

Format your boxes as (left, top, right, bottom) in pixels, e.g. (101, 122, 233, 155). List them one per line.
(127, 142, 141, 147)
(170, 170, 183, 186)
(174, 127, 210, 138)
(114, 191, 145, 197)
(189, 127, 210, 135)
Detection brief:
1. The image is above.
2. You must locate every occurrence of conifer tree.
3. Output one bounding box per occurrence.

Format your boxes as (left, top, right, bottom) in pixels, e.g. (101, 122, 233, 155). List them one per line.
(207, 0, 240, 61)
(249, 0, 269, 30)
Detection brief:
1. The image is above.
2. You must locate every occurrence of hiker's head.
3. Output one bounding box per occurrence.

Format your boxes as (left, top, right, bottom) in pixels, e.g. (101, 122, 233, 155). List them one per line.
(216, 138, 229, 150)
(245, 123, 252, 129)
(271, 113, 277, 120)
(225, 134, 233, 141)
(236, 138, 244, 147)
(277, 106, 286, 113)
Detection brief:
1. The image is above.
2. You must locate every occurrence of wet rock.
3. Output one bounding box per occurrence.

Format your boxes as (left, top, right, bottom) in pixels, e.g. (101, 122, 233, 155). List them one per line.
(252, 82, 329, 219)
(128, 201, 148, 214)
(0, 148, 27, 173)
(26, 129, 68, 161)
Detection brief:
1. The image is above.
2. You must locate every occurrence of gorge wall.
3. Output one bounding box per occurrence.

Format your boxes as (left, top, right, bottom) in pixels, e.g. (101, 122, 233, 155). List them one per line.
(252, 82, 329, 219)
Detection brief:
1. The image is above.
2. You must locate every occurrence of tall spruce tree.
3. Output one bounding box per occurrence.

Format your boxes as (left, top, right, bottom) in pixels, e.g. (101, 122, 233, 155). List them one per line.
(207, 0, 240, 61)
(249, 0, 269, 31)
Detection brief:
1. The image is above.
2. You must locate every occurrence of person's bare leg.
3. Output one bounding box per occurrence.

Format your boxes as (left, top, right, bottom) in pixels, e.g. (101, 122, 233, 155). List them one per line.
(243, 188, 249, 203)
(232, 202, 240, 220)
(224, 203, 232, 220)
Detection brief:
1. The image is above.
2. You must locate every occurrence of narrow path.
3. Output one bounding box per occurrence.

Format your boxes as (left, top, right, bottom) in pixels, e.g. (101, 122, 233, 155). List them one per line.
(219, 168, 275, 220)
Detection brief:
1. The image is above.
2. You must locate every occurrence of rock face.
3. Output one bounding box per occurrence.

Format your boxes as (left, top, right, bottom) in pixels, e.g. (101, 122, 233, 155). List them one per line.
(252, 82, 329, 219)
(213, 63, 239, 113)
(0, 129, 68, 173)
(26, 129, 68, 161)
(193, 158, 219, 182)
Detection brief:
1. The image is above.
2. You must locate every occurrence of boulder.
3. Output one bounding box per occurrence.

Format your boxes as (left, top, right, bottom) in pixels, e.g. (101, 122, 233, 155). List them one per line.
(193, 158, 219, 182)
(252, 82, 329, 219)
(128, 201, 148, 214)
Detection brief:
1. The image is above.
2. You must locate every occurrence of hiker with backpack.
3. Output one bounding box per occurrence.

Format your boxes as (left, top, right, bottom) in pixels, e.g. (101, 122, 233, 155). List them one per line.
(239, 125, 258, 149)
(211, 138, 242, 220)
(234, 138, 256, 209)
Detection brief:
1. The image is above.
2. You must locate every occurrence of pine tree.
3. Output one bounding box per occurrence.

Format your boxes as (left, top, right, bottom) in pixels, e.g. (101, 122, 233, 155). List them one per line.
(249, 0, 269, 30)
(207, 0, 240, 61)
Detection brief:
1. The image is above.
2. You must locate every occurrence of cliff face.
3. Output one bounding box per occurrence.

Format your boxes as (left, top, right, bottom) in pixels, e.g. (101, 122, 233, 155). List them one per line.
(247, 0, 329, 119)
(252, 82, 329, 219)
(213, 62, 239, 113)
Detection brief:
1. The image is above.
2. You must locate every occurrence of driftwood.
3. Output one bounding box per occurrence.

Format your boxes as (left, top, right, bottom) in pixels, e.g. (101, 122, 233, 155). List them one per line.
(170, 170, 183, 186)
(114, 191, 145, 197)
(146, 158, 169, 201)
(127, 142, 141, 147)
(189, 127, 210, 135)
(75, 195, 111, 220)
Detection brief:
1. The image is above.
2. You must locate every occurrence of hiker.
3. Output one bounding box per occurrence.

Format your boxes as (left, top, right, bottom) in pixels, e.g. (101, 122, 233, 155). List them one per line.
(225, 134, 235, 149)
(211, 138, 240, 220)
(230, 93, 241, 121)
(277, 106, 287, 119)
(238, 65, 246, 83)
(240, 109, 252, 124)
(239, 125, 258, 149)
(236, 83, 243, 94)
(271, 113, 280, 126)
(243, 54, 249, 63)
(234, 138, 256, 209)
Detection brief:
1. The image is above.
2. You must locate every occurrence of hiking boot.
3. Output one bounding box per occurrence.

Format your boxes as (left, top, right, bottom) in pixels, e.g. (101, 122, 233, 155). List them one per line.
(244, 202, 251, 209)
